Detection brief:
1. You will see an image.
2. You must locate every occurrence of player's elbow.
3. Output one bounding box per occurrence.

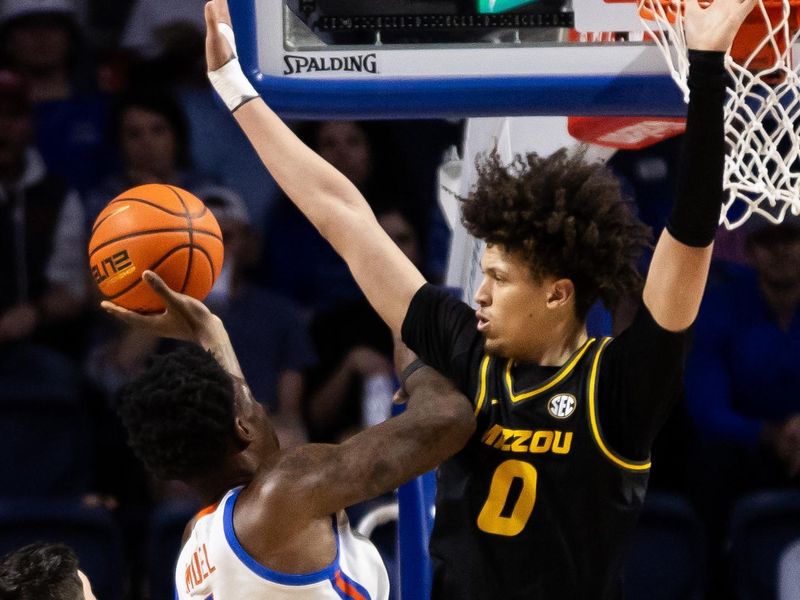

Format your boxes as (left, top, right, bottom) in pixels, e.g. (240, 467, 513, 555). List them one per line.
(430, 392, 476, 451)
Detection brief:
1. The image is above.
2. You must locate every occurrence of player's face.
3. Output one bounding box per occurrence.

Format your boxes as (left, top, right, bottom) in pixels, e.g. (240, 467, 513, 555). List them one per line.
(120, 107, 178, 179)
(474, 244, 555, 359)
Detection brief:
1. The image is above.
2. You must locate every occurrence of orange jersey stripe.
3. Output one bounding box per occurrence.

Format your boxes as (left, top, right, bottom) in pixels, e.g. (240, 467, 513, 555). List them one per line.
(334, 570, 368, 600)
(194, 502, 220, 521)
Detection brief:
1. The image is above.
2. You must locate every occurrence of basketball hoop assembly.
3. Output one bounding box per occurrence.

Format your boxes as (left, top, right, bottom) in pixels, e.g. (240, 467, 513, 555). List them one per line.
(637, 0, 800, 228)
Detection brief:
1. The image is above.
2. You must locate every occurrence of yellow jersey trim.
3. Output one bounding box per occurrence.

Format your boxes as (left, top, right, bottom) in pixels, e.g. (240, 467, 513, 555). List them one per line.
(504, 338, 596, 403)
(588, 337, 652, 471)
(474, 355, 492, 416)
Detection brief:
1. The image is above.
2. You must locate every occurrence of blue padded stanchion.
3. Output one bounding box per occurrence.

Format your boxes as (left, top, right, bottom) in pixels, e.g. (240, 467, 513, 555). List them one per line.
(391, 402, 434, 600)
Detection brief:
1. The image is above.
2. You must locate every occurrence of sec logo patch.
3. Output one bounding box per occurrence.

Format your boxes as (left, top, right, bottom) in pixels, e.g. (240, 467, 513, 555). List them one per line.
(548, 394, 576, 419)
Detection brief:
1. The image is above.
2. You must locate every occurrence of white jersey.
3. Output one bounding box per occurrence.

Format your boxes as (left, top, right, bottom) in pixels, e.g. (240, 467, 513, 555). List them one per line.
(175, 487, 390, 600)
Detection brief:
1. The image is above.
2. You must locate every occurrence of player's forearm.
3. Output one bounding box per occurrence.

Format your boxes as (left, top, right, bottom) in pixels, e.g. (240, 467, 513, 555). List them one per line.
(196, 315, 245, 379)
(293, 369, 473, 515)
(232, 99, 425, 334)
(345, 369, 474, 501)
(665, 50, 727, 249)
(644, 51, 725, 331)
(232, 99, 371, 238)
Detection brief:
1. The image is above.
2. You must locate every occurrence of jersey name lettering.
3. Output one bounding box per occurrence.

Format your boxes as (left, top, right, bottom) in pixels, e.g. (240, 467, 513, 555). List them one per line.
(481, 424, 573, 455)
(184, 543, 216, 593)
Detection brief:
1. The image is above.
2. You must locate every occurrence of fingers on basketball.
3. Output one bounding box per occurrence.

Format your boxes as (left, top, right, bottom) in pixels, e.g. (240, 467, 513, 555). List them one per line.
(100, 300, 155, 327)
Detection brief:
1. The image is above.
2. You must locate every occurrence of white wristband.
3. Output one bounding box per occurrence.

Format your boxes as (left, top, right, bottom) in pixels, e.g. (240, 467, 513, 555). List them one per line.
(207, 23, 259, 112)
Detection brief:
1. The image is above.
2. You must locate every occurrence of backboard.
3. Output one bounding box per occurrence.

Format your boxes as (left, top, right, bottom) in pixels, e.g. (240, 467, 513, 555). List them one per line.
(229, 0, 687, 119)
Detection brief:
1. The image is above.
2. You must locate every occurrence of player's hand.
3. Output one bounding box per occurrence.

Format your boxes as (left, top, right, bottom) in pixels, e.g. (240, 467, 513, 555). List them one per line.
(101, 271, 220, 345)
(685, 0, 756, 52)
(205, 0, 235, 71)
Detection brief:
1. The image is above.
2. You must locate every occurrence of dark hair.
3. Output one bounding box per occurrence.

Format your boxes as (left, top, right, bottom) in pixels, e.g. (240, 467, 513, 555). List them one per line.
(461, 148, 651, 319)
(117, 345, 237, 481)
(0, 543, 83, 600)
(112, 90, 191, 168)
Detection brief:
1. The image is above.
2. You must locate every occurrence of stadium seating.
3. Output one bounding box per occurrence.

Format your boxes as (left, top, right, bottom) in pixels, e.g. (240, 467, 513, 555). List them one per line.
(148, 500, 201, 600)
(624, 493, 706, 600)
(0, 351, 90, 496)
(730, 490, 800, 600)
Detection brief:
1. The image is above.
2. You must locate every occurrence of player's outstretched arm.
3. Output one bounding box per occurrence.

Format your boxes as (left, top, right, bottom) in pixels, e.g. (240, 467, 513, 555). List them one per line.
(101, 271, 244, 379)
(203, 0, 425, 336)
(254, 342, 474, 527)
(642, 0, 754, 332)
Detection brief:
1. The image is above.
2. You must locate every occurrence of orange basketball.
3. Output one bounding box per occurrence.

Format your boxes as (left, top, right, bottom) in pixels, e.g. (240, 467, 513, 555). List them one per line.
(88, 184, 224, 313)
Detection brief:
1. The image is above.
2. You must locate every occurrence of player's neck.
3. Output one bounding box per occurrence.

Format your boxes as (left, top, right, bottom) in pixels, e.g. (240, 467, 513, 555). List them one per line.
(189, 468, 257, 505)
(519, 319, 588, 366)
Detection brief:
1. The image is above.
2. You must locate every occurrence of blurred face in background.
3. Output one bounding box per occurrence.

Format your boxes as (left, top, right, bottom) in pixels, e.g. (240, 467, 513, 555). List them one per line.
(748, 226, 800, 289)
(5, 15, 73, 74)
(377, 209, 420, 268)
(317, 121, 373, 189)
(120, 106, 178, 181)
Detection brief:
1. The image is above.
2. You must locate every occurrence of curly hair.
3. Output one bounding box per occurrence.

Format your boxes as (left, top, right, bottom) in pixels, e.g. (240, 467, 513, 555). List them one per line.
(0, 543, 82, 600)
(461, 148, 651, 319)
(117, 345, 237, 481)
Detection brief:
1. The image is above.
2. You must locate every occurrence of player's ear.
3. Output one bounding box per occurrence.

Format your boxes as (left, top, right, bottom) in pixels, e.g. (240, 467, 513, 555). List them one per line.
(545, 278, 575, 309)
(234, 416, 255, 445)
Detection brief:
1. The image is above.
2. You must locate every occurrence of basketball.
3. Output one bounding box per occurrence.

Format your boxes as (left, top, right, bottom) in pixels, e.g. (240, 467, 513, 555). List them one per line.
(88, 184, 224, 313)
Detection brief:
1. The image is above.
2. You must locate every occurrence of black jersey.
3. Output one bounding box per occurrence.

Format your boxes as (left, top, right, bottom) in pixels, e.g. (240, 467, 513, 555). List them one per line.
(402, 284, 689, 600)
(429, 337, 649, 599)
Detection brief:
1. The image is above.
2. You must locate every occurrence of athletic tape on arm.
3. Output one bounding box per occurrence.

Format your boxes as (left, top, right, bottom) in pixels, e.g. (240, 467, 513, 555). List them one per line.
(207, 23, 259, 112)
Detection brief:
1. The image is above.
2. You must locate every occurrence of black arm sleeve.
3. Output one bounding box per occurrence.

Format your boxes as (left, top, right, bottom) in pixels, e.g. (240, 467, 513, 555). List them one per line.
(401, 284, 485, 398)
(666, 50, 728, 247)
(598, 304, 691, 460)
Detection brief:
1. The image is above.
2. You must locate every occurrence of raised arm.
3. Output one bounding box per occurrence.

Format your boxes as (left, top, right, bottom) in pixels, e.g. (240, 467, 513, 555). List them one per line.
(204, 0, 425, 335)
(642, 0, 755, 332)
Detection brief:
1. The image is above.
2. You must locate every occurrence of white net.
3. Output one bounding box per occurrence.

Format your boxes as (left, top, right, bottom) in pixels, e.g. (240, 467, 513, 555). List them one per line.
(637, 0, 800, 228)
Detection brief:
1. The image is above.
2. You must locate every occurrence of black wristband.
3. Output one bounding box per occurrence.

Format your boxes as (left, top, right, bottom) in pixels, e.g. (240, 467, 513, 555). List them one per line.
(399, 358, 428, 394)
(666, 50, 727, 248)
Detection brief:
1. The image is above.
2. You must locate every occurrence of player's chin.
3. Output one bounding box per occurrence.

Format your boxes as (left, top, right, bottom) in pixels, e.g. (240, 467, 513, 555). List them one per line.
(482, 336, 504, 356)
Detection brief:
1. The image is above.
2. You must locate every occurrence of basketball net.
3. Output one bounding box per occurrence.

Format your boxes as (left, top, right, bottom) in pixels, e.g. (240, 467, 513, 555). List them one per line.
(638, 0, 800, 228)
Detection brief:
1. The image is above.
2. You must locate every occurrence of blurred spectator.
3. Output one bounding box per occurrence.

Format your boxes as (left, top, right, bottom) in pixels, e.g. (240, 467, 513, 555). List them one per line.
(260, 121, 423, 311)
(0, 542, 97, 600)
(0, 0, 111, 194)
(120, 0, 205, 62)
(687, 219, 800, 484)
(0, 70, 87, 359)
(304, 206, 421, 442)
(84, 89, 221, 225)
(686, 217, 800, 595)
(119, 0, 280, 227)
(203, 188, 316, 448)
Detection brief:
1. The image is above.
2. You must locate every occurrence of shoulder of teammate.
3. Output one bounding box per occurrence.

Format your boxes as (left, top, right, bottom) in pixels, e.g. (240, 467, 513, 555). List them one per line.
(401, 283, 483, 392)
